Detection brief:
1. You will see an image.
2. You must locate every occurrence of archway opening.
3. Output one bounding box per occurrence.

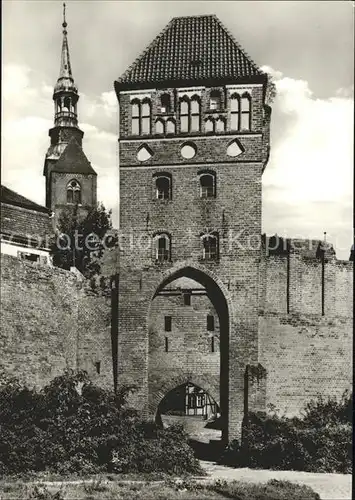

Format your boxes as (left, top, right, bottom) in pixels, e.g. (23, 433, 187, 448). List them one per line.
(157, 382, 222, 445)
(148, 266, 230, 444)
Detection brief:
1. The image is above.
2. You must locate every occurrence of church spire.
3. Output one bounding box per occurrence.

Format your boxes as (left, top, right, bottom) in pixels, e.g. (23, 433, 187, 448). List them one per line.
(53, 3, 79, 128)
(59, 3, 72, 80)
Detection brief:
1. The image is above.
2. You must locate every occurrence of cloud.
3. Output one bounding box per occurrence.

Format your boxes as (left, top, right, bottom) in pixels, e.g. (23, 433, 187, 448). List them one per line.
(2, 63, 353, 259)
(261, 66, 353, 259)
(2, 63, 118, 220)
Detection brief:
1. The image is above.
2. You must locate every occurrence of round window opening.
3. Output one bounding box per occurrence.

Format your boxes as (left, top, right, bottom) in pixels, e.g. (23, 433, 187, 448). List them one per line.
(181, 143, 197, 159)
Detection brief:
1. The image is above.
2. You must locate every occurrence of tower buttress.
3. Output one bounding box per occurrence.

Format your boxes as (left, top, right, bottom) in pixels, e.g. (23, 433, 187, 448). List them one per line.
(43, 3, 97, 225)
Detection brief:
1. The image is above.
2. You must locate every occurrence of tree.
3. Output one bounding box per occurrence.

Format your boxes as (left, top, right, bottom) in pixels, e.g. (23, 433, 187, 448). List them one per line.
(51, 203, 116, 277)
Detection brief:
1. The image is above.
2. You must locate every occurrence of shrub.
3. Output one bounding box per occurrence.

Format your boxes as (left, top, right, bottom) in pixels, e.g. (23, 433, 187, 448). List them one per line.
(212, 479, 320, 500)
(221, 392, 352, 473)
(0, 370, 201, 476)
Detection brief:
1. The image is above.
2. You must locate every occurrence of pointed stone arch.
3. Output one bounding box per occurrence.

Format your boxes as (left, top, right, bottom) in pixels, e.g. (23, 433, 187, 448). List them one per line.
(147, 261, 232, 442)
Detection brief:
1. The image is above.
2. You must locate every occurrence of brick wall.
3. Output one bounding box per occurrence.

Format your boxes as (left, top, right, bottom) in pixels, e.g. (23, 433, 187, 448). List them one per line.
(148, 282, 220, 412)
(259, 252, 353, 415)
(118, 83, 270, 442)
(0, 254, 113, 390)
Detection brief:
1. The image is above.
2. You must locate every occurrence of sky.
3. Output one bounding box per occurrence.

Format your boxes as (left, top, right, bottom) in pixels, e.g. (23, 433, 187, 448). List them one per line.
(2, 0, 354, 259)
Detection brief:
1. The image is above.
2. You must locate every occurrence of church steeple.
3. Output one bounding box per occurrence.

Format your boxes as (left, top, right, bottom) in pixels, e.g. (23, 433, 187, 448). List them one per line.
(53, 3, 79, 128)
(43, 3, 97, 223)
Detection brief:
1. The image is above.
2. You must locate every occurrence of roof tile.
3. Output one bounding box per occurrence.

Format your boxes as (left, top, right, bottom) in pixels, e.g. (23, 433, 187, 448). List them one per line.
(116, 15, 264, 88)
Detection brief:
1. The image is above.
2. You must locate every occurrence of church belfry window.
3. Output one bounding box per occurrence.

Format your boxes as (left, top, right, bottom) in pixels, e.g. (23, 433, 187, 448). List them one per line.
(67, 179, 81, 204)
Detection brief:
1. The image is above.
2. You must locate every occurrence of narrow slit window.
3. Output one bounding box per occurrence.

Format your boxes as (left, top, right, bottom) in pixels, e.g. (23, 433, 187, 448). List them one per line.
(211, 336, 215, 353)
(95, 361, 101, 374)
(184, 293, 191, 306)
(165, 316, 172, 332)
(207, 315, 215, 331)
(165, 337, 169, 352)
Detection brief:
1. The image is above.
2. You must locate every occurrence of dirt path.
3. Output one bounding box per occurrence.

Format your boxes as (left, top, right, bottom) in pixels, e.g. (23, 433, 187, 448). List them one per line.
(200, 461, 352, 500)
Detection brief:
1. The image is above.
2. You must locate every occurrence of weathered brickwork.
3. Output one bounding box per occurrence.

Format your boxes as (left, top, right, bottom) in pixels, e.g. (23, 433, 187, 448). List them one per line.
(259, 253, 353, 416)
(117, 78, 270, 442)
(148, 282, 221, 413)
(0, 254, 113, 390)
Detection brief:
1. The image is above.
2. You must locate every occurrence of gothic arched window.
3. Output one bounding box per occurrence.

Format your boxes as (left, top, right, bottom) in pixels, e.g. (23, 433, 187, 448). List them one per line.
(216, 117, 226, 133)
(67, 179, 81, 204)
(201, 233, 219, 260)
(199, 172, 216, 198)
(166, 118, 176, 135)
(156, 119, 165, 135)
(153, 233, 171, 262)
(205, 118, 214, 133)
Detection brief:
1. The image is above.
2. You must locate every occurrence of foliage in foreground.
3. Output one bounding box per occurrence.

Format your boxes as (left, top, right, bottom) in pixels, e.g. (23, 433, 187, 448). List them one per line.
(0, 478, 320, 500)
(221, 391, 352, 474)
(0, 371, 201, 476)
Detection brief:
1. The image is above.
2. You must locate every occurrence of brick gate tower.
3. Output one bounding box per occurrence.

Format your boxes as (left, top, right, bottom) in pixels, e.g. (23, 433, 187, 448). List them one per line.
(114, 15, 271, 442)
(44, 4, 97, 226)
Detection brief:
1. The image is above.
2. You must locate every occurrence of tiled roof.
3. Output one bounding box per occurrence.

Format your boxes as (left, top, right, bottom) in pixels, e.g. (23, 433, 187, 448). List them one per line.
(1, 185, 50, 214)
(51, 138, 97, 175)
(115, 15, 264, 89)
(1, 203, 53, 243)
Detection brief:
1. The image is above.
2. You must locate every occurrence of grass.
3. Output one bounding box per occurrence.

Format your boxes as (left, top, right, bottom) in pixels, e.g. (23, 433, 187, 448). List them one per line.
(0, 478, 320, 500)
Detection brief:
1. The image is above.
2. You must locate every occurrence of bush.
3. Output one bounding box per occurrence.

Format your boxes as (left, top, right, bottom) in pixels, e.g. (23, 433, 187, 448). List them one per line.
(212, 479, 320, 500)
(221, 392, 352, 473)
(0, 370, 201, 476)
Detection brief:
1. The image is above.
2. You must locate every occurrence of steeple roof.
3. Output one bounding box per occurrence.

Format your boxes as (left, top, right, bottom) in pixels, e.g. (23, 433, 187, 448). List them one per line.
(51, 137, 97, 176)
(115, 15, 265, 90)
(54, 2, 78, 95)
